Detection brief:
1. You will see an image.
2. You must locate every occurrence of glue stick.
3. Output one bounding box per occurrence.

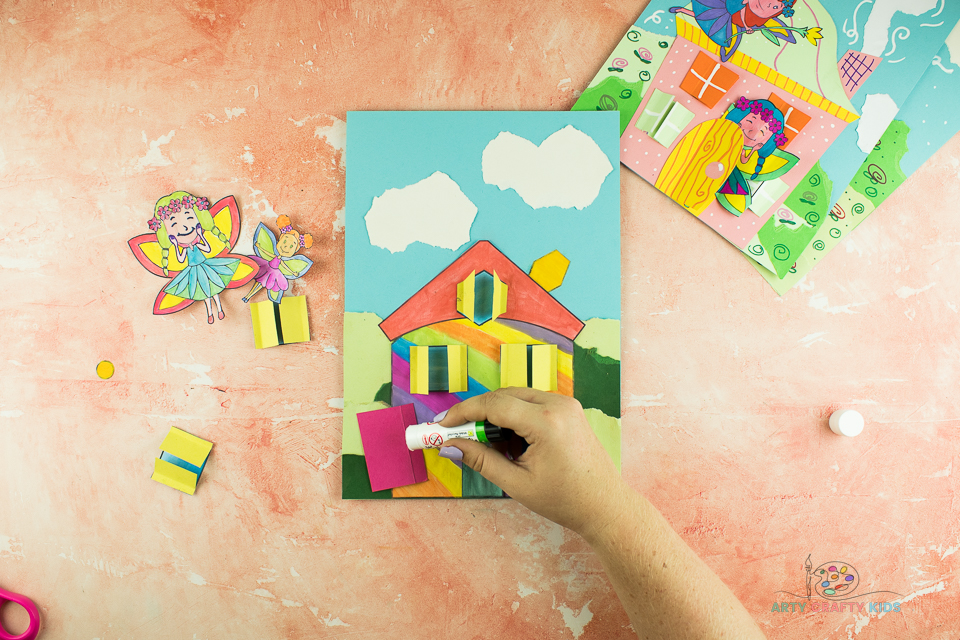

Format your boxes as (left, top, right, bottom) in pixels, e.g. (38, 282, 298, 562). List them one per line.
(405, 420, 515, 451)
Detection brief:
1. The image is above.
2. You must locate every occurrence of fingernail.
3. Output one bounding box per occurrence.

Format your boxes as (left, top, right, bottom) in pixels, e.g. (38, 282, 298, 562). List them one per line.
(438, 446, 462, 461)
(433, 409, 448, 422)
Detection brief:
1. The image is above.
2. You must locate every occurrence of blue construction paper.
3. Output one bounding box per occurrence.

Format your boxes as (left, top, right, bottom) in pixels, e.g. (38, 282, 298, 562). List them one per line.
(345, 111, 621, 322)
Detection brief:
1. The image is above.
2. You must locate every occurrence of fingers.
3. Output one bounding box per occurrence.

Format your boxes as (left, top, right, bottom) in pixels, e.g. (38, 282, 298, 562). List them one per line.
(440, 388, 549, 438)
(446, 438, 524, 493)
(490, 387, 555, 405)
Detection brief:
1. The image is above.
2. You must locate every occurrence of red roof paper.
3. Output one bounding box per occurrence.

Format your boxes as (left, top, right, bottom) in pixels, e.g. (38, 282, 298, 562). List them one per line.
(379, 241, 584, 342)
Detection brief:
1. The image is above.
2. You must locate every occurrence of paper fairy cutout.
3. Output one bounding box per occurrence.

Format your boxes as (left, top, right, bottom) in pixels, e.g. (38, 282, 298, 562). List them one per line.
(128, 192, 256, 322)
(671, 0, 821, 63)
(715, 97, 799, 216)
(656, 97, 798, 217)
(243, 215, 314, 304)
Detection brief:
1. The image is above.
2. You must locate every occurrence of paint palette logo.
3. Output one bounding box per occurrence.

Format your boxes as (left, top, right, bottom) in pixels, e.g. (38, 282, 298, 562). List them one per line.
(814, 562, 859, 599)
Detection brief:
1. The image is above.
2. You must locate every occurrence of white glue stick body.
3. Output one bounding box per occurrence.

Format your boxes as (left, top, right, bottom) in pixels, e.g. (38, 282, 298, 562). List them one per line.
(404, 420, 514, 451)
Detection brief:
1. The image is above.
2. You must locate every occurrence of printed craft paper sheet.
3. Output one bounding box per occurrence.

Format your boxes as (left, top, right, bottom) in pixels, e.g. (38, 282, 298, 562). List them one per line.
(573, 0, 960, 293)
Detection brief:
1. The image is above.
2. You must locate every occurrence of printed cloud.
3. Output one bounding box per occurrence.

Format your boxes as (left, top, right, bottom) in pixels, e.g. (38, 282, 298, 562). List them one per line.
(365, 171, 478, 253)
(482, 125, 614, 210)
(861, 0, 938, 57)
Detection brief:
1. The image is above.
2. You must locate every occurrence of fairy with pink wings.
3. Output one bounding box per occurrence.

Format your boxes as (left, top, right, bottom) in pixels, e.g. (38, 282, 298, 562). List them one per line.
(671, 0, 821, 62)
(129, 191, 257, 323)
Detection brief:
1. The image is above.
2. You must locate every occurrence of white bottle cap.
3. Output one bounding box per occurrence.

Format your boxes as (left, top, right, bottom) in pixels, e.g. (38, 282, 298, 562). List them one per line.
(829, 410, 864, 437)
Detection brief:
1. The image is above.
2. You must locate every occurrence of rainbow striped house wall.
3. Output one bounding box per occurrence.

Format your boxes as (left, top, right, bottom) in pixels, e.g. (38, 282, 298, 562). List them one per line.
(377, 240, 583, 498)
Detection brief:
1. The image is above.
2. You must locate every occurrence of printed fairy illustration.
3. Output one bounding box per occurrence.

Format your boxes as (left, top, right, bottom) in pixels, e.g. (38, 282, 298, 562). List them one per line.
(656, 97, 798, 217)
(671, 0, 821, 62)
(128, 192, 256, 321)
(243, 215, 314, 304)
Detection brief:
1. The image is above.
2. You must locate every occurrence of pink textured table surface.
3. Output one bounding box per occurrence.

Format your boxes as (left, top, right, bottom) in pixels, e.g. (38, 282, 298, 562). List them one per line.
(1, 2, 959, 638)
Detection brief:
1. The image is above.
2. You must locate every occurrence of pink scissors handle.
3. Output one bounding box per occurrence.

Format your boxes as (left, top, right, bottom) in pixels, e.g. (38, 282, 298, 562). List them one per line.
(0, 587, 40, 640)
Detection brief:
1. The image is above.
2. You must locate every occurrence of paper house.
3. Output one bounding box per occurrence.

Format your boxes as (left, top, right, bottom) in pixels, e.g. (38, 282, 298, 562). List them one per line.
(501, 344, 558, 391)
(634, 89, 694, 148)
(767, 94, 812, 148)
(409, 345, 468, 394)
(680, 51, 739, 108)
(371, 241, 583, 498)
(151, 427, 213, 495)
(250, 295, 310, 349)
(356, 404, 427, 492)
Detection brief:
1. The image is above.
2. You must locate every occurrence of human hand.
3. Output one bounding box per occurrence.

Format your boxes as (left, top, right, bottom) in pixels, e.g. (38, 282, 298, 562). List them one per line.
(441, 388, 624, 537)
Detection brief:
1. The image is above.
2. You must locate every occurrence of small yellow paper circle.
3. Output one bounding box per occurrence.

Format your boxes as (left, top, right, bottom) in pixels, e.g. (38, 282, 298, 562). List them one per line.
(96, 361, 115, 379)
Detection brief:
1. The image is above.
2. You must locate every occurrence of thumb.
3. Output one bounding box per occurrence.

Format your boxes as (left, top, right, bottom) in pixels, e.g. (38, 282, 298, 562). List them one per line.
(446, 438, 521, 492)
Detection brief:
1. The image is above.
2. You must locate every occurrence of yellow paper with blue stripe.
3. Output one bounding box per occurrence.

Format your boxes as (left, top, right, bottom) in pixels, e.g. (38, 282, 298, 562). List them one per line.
(152, 427, 213, 495)
(159, 426, 213, 468)
(152, 458, 200, 495)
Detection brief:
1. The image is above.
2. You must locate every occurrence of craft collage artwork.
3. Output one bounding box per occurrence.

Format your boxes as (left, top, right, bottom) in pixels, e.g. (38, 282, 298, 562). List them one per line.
(119, 1, 959, 500)
(573, 0, 960, 294)
(343, 112, 622, 499)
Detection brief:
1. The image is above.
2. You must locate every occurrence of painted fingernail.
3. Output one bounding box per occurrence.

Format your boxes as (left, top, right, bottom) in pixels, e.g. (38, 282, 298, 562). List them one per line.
(439, 446, 463, 461)
(433, 409, 448, 422)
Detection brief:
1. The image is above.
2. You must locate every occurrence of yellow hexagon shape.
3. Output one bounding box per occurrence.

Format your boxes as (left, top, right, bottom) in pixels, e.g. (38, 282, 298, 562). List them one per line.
(529, 250, 570, 292)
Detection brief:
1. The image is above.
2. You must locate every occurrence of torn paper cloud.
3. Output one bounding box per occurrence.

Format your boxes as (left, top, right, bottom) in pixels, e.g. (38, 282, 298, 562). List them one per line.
(481, 125, 613, 210)
(856, 94, 898, 154)
(365, 171, 477, 253)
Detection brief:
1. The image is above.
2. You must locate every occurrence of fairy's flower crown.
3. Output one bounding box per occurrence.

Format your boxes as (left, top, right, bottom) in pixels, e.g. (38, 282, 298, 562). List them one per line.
(279, 223, 308, 247)
(148, 195, 210, 229)
(734, 97, 789, 147)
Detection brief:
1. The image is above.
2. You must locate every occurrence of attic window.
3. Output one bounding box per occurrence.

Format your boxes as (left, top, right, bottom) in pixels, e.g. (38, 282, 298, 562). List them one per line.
(457, 270, 507, 325)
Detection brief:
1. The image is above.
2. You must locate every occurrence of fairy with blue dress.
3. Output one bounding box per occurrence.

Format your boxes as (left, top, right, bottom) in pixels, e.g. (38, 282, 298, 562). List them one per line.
(129, 191, 256, 323)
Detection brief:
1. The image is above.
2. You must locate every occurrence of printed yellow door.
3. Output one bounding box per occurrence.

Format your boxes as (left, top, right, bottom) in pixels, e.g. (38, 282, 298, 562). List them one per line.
(654, 119, 744, 217)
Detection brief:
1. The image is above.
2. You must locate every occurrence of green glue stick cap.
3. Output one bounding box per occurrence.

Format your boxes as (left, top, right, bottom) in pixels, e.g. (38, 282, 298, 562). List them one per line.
(479, 421, 515, 443)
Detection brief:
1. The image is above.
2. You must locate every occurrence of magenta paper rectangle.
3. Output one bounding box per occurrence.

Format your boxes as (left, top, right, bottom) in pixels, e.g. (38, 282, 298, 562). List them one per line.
(357, 404, 426, 492)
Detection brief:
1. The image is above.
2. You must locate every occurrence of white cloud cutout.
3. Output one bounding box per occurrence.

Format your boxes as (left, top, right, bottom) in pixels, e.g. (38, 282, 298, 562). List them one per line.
(364, 171, 477, 253)
(856, 93, 899, 153)
(481, 125, 613, 210)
